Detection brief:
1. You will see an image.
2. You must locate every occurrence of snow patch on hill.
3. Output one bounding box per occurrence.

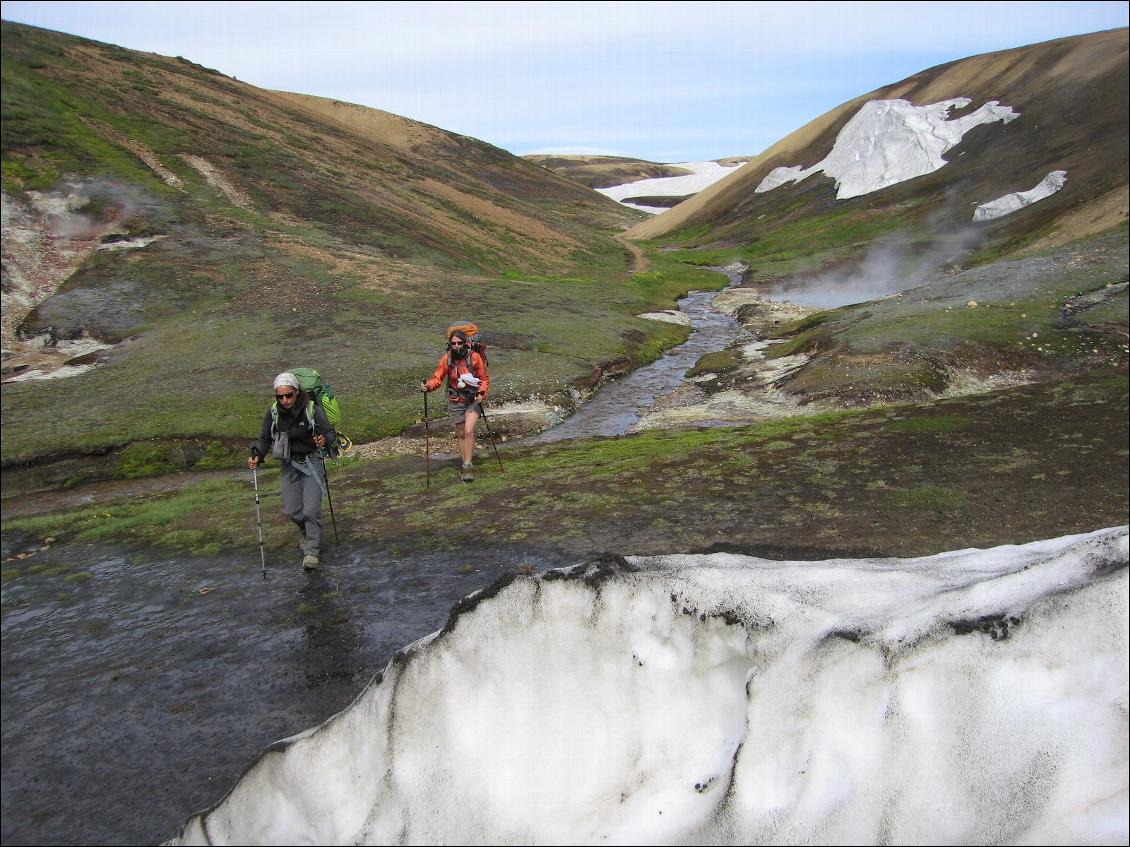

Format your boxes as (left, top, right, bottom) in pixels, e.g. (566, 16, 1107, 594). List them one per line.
(756, 98, 1020, 200)
(598, 161, 746, 213)
(974, 170, 1068, 221)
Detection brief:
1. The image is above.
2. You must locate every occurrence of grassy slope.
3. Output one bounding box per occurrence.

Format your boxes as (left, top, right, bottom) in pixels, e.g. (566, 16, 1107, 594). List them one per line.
(1, 22, 729, 466)
(2, 249, 714, 465)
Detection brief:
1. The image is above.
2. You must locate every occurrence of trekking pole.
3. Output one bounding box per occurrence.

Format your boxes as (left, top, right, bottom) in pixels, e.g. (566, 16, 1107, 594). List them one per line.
(321, 457, 340, 545)
(478, 403, 505, 472)
(423, 389, 432, 490)
(252, 466, 267, 580)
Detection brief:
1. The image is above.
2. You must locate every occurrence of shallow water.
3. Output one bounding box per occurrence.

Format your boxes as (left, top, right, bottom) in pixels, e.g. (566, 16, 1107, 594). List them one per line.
(0, 538, 577, 845)
(523, 267, 743, 444)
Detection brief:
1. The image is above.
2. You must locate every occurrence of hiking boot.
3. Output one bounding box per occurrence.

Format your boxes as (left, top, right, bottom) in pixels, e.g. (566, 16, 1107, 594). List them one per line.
(460, 462, 474, 482)
(302, 554, 320, 570)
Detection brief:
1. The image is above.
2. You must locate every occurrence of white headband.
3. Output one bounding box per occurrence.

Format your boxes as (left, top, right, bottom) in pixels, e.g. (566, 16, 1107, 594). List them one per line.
(273, 372, 300, 390)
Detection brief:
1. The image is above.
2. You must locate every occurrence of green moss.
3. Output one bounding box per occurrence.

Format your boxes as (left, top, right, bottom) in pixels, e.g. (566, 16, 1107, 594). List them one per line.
(117, 442, 173, 479)
(767, 310, 840, 339)
(688, 349, 741, 377)
(27, 562, 72, 577)
(889, 415, 967, 434)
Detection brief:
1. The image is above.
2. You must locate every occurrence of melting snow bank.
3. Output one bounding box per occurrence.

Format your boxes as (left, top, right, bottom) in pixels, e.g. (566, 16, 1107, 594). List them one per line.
(974, 171, 1068, 221)
(598, 161, 747, 213)
(637, 309, 692, 326)
(756, 98, 1019, 200)
(171, 527, 1129, 846)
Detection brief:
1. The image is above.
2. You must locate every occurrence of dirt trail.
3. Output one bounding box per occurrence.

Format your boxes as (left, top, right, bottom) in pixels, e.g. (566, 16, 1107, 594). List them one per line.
(615, 233, 650, 273)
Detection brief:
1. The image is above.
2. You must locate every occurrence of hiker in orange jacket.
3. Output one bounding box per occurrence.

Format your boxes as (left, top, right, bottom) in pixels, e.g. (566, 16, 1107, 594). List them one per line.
(420, 329, 489, 482)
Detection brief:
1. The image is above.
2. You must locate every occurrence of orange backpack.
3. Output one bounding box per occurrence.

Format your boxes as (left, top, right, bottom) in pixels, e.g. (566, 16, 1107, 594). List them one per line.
(446, 322, 487, 365)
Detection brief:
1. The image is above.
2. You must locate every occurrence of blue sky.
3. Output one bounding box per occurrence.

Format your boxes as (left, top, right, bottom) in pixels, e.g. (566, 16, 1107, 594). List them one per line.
(3, 1, 1127, 162)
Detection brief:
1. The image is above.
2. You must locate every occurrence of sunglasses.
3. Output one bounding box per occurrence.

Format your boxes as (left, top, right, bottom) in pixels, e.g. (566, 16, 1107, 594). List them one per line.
(275, 391, 296, 400)
(450, 341, 465, 347)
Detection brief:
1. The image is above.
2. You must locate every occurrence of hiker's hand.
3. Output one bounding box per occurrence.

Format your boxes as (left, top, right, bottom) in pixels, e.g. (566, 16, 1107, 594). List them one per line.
(419, 381, 428, 392)
(475, 393, 485, 403)
(247, 455, 260, 470)
(314, 434, 326, 448)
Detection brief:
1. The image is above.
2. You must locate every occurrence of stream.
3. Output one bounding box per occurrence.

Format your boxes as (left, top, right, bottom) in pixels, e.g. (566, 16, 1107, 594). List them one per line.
(523, 265, 744, 443)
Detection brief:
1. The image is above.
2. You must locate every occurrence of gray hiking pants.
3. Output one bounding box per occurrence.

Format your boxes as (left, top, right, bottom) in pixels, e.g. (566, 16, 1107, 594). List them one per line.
(280, 458, 325, 556)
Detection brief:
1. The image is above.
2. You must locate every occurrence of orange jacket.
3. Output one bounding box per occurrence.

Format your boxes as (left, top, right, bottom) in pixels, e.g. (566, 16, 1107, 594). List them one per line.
(425, 350, 489, 402)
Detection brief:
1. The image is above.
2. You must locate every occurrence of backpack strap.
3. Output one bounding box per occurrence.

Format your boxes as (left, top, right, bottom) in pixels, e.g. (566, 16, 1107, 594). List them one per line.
(270, 401, 316, 435)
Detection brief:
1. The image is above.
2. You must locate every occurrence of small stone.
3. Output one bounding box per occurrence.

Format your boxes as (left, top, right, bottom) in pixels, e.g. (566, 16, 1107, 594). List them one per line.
(967, 300, 978, 308)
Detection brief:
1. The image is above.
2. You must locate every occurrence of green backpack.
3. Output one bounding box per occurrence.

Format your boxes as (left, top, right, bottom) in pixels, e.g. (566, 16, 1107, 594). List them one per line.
(288, 367, 342, 427)
(271, 367, 350, 456)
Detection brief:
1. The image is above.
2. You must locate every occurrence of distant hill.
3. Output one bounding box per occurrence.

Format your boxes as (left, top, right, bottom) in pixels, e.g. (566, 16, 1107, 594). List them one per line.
(618, 28, 1127, 418)
(627, 28, 1128, 260)
(526, 155, 750, 214)
(523, 155, 695, 189)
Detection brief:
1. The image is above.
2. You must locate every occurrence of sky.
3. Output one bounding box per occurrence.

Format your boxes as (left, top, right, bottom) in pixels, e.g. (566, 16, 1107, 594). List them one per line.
(3, 1, 1128, 162)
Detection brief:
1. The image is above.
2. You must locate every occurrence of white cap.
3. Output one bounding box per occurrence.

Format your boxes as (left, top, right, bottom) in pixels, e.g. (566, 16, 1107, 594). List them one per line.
(273, 372, 300, 390)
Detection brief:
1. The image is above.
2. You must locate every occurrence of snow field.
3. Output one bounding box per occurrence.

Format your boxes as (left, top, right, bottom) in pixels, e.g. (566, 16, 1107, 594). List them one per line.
(756, 98, 1020, 200)
(173, 527, 1129, 845)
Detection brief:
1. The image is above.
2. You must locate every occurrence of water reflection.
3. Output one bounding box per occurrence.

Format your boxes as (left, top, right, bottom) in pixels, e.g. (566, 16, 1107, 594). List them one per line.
(295, 571, 363, 690)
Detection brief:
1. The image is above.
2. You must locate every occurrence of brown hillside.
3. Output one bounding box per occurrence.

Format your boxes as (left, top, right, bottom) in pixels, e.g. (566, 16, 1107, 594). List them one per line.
(524, 155, 695, 189)
(2, 20, 637, 286)
(627, 28, 1129, 255)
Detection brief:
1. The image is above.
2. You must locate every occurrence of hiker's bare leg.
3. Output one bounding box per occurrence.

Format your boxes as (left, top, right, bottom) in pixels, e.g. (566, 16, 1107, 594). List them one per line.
(461, 408, 480, 465)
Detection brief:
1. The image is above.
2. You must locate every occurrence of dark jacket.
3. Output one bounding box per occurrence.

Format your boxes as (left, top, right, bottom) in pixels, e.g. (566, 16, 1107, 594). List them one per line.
(250, 400, 335, 461)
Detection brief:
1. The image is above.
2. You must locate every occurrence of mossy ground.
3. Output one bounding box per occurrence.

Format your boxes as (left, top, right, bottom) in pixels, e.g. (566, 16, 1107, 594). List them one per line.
(1, 243, 714, 467)
(6, 371, 1125, 564)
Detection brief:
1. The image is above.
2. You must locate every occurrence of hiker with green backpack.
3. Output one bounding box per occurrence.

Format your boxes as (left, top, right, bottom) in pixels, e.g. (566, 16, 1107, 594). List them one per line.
(248, 371, 338, 570)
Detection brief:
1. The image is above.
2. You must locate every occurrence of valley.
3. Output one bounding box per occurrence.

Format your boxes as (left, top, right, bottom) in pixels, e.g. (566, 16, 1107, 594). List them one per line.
(1, 18, 1126, 847)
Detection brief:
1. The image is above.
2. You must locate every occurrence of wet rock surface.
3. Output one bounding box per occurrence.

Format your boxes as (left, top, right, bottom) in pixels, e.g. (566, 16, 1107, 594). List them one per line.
(0, 539, 577, 845)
